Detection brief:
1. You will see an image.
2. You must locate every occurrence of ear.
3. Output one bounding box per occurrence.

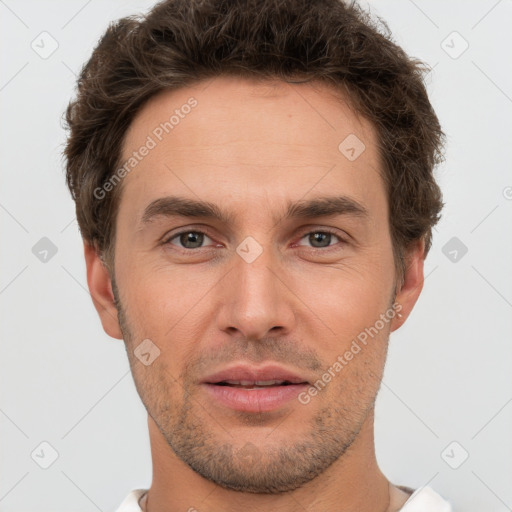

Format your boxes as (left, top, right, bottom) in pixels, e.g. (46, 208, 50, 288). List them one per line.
(390, 238, 425, 333)
(83, 241, 123, 340)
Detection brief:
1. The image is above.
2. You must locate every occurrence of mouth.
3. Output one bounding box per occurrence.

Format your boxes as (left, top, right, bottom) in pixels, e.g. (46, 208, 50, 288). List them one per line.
(214, 379, 306, 389)
(201, 364, 310, 412)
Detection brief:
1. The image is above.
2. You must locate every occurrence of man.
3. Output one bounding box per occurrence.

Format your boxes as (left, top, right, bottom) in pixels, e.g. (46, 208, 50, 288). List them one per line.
(63, 0, 452, 510)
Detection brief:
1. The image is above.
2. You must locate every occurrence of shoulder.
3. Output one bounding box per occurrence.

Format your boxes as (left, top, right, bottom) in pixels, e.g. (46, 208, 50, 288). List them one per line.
(113, 489, 148, 512)
(399, 486, 452, 511)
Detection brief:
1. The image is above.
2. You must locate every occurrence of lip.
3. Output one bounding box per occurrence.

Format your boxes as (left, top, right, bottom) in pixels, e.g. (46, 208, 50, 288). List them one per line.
(201, 363, 310, 413)
(201, 364, 309, 385)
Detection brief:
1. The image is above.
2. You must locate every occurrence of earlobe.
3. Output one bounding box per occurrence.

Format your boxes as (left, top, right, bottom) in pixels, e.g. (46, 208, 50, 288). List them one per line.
(83, 242, 123, 340)
(390, 239, 425, 333)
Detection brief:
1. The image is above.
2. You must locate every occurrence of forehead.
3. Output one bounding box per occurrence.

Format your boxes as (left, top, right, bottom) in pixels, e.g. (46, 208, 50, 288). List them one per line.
(122, 76, 376, 159)
(117, 76, 385, 224)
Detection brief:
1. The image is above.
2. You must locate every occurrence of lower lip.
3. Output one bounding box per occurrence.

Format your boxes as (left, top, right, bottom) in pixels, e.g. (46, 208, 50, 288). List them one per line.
(203, 383, 308, 412)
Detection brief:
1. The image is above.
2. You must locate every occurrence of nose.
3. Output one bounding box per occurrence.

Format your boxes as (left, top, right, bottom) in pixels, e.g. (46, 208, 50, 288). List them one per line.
(216, 243, 297, 341)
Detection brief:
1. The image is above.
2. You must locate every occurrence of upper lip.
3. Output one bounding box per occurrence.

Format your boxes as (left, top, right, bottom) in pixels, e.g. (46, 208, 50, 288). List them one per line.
(201, 363, 310, 385)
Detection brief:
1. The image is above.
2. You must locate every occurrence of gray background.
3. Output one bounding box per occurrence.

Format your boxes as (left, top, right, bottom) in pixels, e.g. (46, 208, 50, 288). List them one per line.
(1, 0, 511, 510)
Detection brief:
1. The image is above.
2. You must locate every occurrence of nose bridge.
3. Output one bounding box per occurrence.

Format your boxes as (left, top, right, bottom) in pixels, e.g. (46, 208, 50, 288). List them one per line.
(217, 238, 295, 339)
(237, 246, 279, 303)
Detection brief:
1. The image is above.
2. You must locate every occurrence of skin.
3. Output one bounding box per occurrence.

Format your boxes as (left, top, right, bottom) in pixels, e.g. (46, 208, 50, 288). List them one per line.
(84, 76, 424, 512)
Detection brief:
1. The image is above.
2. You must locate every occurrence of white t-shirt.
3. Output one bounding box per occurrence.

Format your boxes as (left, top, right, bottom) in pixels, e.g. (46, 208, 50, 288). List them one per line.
(114, 486, 452, 511)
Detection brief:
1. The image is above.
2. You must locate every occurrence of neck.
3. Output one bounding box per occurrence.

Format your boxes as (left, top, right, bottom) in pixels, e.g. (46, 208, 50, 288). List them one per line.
(141, 409, 404, 512)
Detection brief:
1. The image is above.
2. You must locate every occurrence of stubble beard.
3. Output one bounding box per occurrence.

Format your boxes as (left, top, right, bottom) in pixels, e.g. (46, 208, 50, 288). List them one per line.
(112, 278, 385, 494)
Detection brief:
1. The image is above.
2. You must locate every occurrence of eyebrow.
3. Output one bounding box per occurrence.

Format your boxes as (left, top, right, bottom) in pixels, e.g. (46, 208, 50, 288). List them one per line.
(139, 194, 369, 227)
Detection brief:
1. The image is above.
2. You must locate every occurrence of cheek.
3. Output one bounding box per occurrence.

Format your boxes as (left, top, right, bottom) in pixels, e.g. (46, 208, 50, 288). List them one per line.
(287, 255, 393, 336)
(117, 264, 215, 357)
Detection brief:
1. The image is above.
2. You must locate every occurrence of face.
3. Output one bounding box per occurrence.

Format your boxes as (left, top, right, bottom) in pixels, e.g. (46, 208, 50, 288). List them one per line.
(87, 76, 423, 494)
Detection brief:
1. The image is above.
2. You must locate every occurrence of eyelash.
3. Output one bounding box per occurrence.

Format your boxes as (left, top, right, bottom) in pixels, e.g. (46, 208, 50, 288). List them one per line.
(162, 227, 347, 252)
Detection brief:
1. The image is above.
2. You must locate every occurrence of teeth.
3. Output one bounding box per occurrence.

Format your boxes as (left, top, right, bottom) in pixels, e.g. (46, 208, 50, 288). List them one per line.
(222, 379, 286, 386)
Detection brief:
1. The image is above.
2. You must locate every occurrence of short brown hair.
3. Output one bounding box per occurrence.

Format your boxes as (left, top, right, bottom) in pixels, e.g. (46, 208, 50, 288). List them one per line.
(64, 0, 445, 286)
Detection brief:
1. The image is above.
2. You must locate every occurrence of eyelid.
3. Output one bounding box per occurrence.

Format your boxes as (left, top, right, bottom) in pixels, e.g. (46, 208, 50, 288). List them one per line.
(161, 225, 349, 251)
(294, 227, 348, 248)
(161, 225, 219, 246)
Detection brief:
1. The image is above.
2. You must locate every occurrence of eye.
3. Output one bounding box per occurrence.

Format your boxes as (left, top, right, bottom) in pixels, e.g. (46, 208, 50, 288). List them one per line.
(166, 230, 214, 249)
(296, 230, 344, 249)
